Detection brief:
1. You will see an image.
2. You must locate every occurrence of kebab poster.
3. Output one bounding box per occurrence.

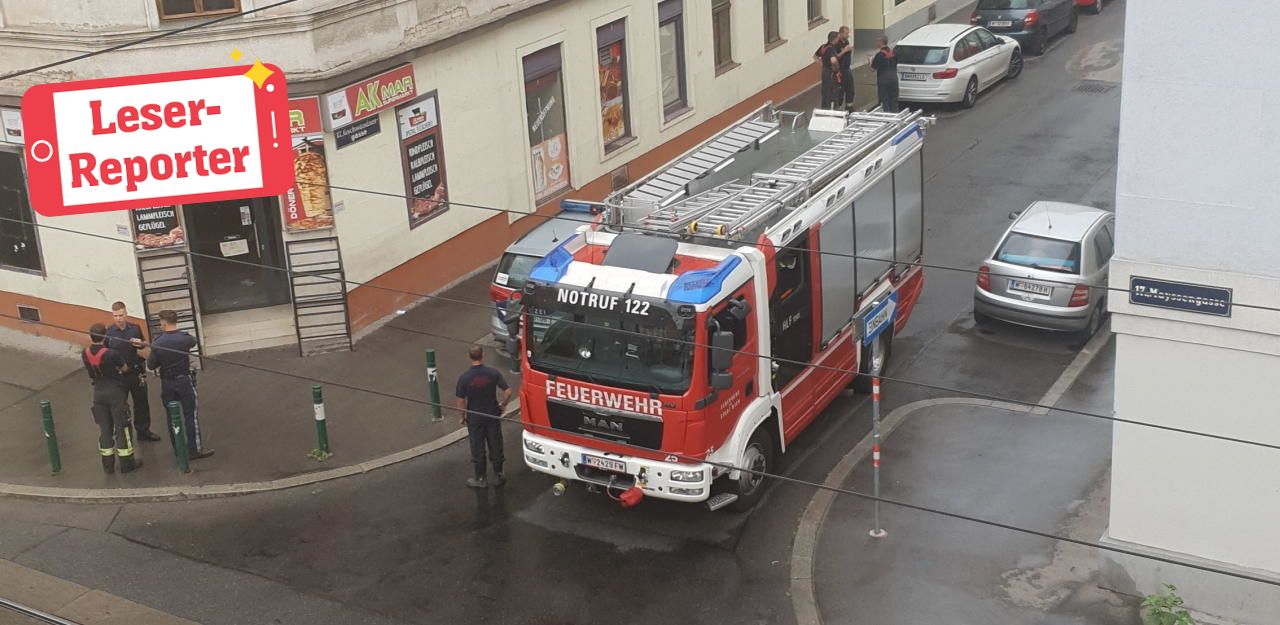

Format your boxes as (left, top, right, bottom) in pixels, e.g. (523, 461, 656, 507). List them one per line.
(20, 63, 294, 217)
(397, 92, 449, 229)
(281, 97, 334, 232)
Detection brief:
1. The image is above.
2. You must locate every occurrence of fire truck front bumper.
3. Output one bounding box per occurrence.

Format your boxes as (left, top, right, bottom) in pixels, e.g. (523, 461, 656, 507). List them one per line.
(521, 430, 715, 502)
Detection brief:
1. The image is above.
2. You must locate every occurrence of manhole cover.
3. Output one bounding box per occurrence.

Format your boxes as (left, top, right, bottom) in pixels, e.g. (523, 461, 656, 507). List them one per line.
(1075, 80, 1116, 94)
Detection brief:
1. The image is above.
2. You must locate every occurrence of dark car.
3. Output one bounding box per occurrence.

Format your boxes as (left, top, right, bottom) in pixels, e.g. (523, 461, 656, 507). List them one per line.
(971, 0, 1077, 55)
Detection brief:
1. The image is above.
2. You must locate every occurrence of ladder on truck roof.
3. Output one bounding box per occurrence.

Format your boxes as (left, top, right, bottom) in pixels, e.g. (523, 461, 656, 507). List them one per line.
(679, 109, 926, 239)
(607, 103, 791, 223)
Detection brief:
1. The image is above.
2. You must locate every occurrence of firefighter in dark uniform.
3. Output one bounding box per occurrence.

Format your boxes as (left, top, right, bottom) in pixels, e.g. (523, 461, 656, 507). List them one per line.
(146, 309, 214, 460)
(815, 31, 844, 110)
(83, 323, 143, 474)
(455, 345, 512, 488)
(105, 301, 161, 442)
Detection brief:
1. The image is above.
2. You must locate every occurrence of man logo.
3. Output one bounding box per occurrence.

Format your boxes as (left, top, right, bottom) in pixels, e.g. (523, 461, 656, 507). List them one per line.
(583, 415, 624, 434)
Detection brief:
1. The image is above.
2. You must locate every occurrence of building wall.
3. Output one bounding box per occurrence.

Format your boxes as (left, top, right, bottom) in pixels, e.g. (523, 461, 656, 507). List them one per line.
(0, 0, 833, 341)
(1107, 0, 1280, 619)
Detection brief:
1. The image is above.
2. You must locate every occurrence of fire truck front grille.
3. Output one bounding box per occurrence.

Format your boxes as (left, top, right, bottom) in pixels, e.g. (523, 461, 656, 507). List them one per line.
(546, 400, 664, 450)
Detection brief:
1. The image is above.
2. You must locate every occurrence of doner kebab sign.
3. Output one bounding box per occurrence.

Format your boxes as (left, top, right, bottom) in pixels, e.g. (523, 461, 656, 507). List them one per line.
(21, 63, 294, 217)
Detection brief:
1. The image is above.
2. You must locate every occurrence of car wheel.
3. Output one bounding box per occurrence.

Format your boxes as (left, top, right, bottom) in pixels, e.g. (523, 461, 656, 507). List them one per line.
(1007, 49, 1024, 79)
(1065, 9, 1079, 33)
(853, 331, 892, 393)
(960, 76, 979, 109)
(1090, 0, 1104, 14)
(1029, 27, 1049, 55)
(1075, 304, 1103, 342)
(728, 428, 774, 511)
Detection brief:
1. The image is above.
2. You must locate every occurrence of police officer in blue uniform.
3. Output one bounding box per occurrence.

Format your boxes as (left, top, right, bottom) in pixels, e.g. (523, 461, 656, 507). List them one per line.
(146, 309, 214, 460)
(105, 301, 161, 442)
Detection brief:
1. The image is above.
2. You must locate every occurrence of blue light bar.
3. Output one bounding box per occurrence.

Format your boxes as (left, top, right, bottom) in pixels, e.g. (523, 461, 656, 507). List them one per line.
(528, 234, 579, 283)
(560, 199, 604, 214)
(667, 256, 742, 304)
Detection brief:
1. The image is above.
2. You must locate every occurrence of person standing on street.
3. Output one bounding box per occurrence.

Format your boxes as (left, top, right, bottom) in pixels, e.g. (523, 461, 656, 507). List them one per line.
(147, 310, 213, 460)
(83, 323, 143, 474)
(837, 26, 856, 111)
(816, 31, 844, 110)
(871, 35, 900, 113)
(455, 345, 512, 488)
(105, 302, 161, 442)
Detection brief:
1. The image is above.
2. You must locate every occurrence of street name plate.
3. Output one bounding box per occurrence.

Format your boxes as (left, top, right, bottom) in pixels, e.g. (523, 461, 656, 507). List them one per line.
(1129, 276, 1232, 317)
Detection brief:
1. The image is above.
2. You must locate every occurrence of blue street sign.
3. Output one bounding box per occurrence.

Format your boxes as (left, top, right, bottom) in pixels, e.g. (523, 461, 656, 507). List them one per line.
(860, 292, 899, 346)
(1130, 276, 1232, 317)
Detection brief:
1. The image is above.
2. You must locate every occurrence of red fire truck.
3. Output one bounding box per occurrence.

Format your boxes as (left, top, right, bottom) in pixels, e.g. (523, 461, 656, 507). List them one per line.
(517, 106, 930, 510)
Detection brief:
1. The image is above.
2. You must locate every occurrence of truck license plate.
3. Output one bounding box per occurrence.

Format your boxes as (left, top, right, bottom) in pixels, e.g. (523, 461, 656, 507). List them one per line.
(1008, 279, 1051, 297)
(582, 454, 626, 473)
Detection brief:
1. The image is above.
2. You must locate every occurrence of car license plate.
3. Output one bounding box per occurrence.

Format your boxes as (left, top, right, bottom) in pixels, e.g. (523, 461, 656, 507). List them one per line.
(989, 20, 1012, 27)
(1008, 279, 1052, 297)
(901, 72, 929, 81)
(582, 453, 626, 473)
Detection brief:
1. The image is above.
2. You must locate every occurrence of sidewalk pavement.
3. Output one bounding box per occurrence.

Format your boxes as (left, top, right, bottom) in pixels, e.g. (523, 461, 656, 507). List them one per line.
(1, 558, 197, 625)
(0, 271, 516, 498)
(810, 337, 1138, 624)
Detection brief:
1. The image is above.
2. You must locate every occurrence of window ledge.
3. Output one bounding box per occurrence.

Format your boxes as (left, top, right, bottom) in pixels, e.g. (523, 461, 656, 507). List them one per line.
(602, 135, 639, 161)
(765, 38, 788, 53)
(715, 61, 741, 77)
(0, 264, 46, 277)
(662, 106, 695, 128)
(808, 17, 829, 30)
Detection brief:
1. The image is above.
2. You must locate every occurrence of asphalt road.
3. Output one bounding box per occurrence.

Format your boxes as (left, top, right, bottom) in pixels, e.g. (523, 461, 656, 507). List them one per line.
(0, 6, 1127, 625)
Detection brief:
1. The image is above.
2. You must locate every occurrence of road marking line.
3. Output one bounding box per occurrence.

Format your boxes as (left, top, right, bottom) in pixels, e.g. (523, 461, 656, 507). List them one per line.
(1032, 322, 1112, 415)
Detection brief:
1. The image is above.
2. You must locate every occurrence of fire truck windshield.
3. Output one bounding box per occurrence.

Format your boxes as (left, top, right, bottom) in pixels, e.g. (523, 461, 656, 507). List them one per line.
(526, 290, 695, 395)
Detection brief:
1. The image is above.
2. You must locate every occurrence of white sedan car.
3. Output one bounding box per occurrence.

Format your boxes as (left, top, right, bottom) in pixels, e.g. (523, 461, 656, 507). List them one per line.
(895, 24, 1022, 108)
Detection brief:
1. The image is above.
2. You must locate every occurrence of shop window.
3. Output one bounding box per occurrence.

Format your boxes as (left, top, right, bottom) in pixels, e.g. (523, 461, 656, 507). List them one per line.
(808, 0, 823, 24)
(522, 45, 572, 204)
(597, 20, 632, 152)
(0, 151, 42, 273)
(764, 0, 782, 46)
(158, 0, 241, 19)
(658, 0, 689, 118)
(712, 0, 734, 71)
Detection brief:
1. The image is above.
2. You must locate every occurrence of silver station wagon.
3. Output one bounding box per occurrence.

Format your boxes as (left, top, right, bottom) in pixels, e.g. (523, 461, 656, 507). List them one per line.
(974, 201, 1114, 338)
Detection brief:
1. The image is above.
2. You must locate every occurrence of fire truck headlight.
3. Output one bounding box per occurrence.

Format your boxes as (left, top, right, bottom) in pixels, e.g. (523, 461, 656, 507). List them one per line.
(670, 469, 705, 483)
(670, 486, 704, 496)
(525, 454, 550, 468)
(524, 439, 545, 454)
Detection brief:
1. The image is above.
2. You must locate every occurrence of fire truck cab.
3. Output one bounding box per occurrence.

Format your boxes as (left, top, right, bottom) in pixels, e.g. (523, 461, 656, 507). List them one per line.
(518, 106, 930, 511)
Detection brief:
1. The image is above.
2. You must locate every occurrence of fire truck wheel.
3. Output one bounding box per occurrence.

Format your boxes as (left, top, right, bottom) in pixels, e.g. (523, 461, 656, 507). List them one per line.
(729, 429, 774, 511)
(852, 332, 892, 394)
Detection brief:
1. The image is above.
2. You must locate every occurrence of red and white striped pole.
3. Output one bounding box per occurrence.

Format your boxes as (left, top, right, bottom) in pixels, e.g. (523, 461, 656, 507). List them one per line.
(870, 376, 887, 538)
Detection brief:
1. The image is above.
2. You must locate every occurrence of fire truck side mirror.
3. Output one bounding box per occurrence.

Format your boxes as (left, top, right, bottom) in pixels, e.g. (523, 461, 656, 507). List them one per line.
(728, 299, 750, 321)
(710, 371, 733, 391)
(710, 331, 735, 371)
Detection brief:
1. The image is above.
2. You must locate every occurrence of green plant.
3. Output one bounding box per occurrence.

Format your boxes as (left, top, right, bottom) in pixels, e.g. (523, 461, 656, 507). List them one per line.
(1142, 584, 1196, 625)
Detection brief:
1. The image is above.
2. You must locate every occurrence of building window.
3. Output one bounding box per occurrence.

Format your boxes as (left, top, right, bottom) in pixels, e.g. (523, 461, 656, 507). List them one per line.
(597, 20, 631, 152)
(157, 0, 241, 19)
(712, 0, 734, 71)
(0, 151, 42, 273)
(658, 0, 688, 118)
(808, 0, 823, 24)
(764, 0, 782, 46)
(523, 45, 572, 204)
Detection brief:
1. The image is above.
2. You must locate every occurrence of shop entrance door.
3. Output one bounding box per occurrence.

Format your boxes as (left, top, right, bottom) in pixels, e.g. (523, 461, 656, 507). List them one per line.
(185, 197, 291, 314)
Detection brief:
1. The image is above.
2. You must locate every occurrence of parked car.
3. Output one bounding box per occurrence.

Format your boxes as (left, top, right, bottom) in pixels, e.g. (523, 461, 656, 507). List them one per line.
(489, 214, 588, 343)
(895, 24, 1023, 109)
(1075, 0, 1105, 15)
(973, 201, 1114, 339)
(971, 0, 1077, 56)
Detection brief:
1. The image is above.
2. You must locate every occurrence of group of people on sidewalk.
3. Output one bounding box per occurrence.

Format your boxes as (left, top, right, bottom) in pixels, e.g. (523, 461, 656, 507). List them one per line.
(814, 26, 902, 114)
(81, 303, 211, 474)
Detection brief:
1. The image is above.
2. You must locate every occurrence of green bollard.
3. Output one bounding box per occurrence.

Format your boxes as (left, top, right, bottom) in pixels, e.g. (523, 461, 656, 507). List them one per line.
(167, 401, 190, 474)
(309, 384, 333, 461)
(40, 401, 61, 475)
(426, 349, 442, 422)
